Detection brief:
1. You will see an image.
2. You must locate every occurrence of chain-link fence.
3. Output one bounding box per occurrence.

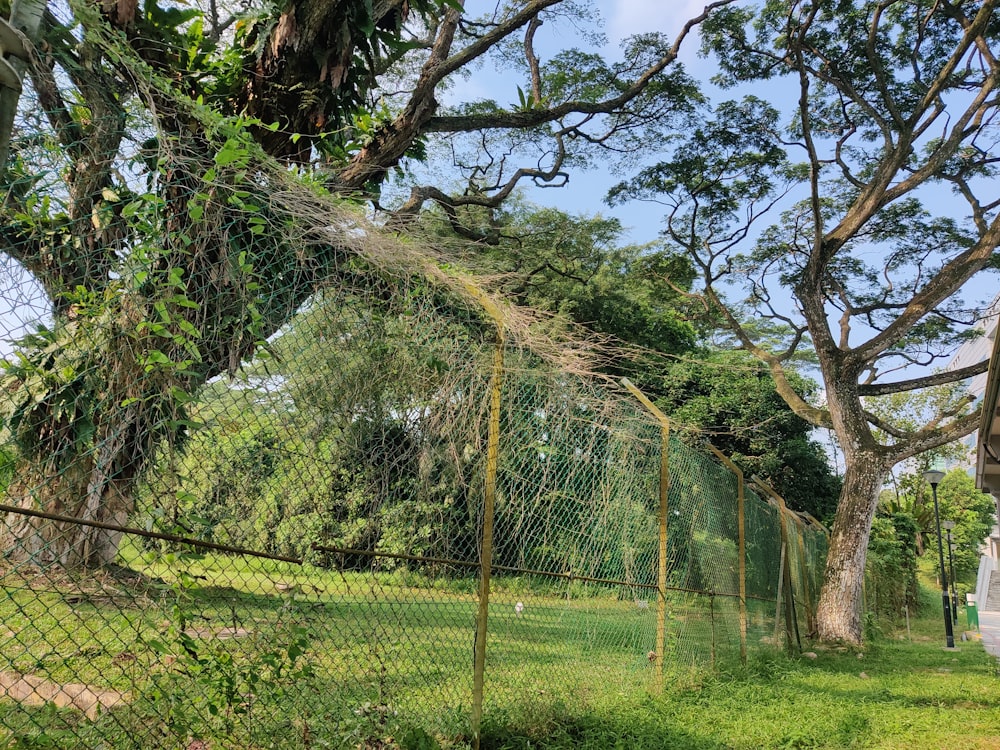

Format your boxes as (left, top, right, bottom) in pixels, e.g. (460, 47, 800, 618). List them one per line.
(0, 7, 829, 746)
(0, 279, 829, 749)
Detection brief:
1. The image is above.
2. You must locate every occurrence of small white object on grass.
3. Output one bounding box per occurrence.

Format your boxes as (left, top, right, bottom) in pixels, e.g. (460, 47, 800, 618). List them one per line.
(635, 599, 649, 611)
(514, 601, 524, 616)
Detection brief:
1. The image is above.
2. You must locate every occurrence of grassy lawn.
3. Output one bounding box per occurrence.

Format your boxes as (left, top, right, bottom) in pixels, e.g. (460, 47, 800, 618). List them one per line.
(481, 589, 1000, 750)
(0, 546, 997, 749)
(0, 545, 670, 748)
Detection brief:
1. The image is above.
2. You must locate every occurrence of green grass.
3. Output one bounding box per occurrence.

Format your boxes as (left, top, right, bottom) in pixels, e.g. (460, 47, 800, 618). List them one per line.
(480, 583, 1000, 750)
(1, 547, 997, 749)
(0, 546, 676, 748)
(481, 636, 999, 750)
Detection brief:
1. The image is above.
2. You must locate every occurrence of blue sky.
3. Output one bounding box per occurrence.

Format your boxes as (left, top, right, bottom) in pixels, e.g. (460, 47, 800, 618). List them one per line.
(443, 0, 716, 246)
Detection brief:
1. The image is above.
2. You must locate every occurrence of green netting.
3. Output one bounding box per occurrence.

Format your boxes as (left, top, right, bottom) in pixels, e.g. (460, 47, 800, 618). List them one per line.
(0, 272, 831, 747)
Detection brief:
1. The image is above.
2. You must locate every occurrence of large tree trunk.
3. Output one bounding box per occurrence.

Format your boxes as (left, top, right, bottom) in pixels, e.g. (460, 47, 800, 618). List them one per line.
(0, 308, 179, 569)
(1, 458, 132, 569)
(814, 450, 888, 643)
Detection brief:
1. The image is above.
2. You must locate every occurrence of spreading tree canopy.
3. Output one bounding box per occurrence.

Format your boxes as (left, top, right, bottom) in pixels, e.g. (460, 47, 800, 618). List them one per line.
(610, 0, 1000, 643)
(0, 0, 730, 567)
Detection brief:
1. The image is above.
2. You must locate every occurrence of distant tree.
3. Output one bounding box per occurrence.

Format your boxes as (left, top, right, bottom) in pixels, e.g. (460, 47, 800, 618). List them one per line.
(483, 207, 698, 357)
(930, 468, 995, 579)
(656, 350, 841, 521)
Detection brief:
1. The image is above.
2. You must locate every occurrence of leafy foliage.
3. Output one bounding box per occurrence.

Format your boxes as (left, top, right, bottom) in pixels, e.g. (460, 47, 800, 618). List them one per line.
(928, 468, 996, 579)
(656, 350, 841, 520)
(866, 512, 919, 620)
(478, 205, 698, 358)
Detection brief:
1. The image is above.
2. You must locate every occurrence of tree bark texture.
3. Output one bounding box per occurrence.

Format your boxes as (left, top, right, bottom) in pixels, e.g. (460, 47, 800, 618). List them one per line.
(814, 450, 888, 643)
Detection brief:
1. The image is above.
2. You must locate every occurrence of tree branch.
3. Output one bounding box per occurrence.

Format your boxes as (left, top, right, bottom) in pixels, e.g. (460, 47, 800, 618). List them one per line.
(858, 358, 990, 396)
(524, 15, 543, 103)
(889, 404, 982, 464)
(423, 0, 736, 134)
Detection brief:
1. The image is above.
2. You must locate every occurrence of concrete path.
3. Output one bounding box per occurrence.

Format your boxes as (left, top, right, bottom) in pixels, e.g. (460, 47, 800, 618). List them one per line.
(973, 531, 1000, 659)
(978, 608, 1000, 659)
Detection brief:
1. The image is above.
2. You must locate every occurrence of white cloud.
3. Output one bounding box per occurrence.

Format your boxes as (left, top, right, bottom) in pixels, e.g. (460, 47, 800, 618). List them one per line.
(605, 0, 709, 46)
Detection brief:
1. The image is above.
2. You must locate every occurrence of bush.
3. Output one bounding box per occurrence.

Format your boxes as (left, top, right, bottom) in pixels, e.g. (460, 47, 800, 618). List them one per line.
(866, 512, 919, 620)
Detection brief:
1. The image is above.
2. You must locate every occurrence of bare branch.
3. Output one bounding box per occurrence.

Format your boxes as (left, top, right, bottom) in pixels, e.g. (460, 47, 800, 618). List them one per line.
(524, 16, 543, 103)
(858, 358, 990, 396)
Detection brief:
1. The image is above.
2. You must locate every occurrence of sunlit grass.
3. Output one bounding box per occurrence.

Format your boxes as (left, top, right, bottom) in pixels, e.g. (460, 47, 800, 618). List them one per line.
(2, 546, 996, 749)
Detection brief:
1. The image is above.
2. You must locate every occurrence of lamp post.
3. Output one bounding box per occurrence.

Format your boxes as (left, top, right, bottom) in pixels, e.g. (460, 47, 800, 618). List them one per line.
(923, 468, 954, 648)
(942, 520, 958, 626)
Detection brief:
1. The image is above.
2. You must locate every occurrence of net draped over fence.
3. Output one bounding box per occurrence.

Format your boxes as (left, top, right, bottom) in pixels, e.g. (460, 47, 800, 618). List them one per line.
(0, 276, 829, 749)
(0, 9, 829, 747)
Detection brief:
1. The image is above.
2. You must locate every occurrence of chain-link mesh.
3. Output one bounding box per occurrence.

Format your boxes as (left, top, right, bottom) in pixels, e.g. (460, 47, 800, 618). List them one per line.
(0, 6, 829, 747)
(0, 298, 830, 747)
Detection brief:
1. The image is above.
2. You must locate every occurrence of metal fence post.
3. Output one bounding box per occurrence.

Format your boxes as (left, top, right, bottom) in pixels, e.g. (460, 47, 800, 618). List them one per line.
(470, 289, 504, 750)
(621, 378, 669, 692)
(774, 540, 786, 644)
(709, 592, 717, 669)
(795, 525, 815, 634)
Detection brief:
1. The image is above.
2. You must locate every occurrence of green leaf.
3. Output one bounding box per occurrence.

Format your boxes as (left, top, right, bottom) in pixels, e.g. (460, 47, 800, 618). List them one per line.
(214, 140, 244, 167)
(144, 350, 173, 368)
(168, 295, 201, 310)
(175, 489, 198, 504)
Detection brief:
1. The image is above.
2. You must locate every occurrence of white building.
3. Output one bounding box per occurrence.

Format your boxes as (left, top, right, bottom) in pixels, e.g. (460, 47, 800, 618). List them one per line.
(973, 294, 1000, 610)
(948, 291, 1000, 467)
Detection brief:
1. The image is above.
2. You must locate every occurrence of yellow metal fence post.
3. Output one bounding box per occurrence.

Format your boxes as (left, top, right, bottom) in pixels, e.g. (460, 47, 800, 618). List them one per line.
(470, 290, 505, 750)
(774, 540, 786, 644)
(795, 523, 815, 634)
(621, 378, 669, 692)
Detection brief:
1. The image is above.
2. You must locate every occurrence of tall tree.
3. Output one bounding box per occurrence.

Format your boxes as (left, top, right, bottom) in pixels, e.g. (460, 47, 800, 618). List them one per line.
(0, 0, 729, 568)
(611, 0, 1000, 642)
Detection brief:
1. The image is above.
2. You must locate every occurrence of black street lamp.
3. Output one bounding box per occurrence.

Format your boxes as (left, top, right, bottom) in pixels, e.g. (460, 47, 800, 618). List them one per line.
(923, 468, 955, 648)
(942, 519, 958, 626)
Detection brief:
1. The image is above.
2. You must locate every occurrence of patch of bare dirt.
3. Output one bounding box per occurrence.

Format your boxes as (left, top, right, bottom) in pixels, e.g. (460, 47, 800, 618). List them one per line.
(0, 670, 131, 720)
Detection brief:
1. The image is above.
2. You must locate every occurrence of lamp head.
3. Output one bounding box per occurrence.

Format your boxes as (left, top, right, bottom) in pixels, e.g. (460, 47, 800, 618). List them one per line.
(923, 469, 945, 486)
(942, 520, 956, 530)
